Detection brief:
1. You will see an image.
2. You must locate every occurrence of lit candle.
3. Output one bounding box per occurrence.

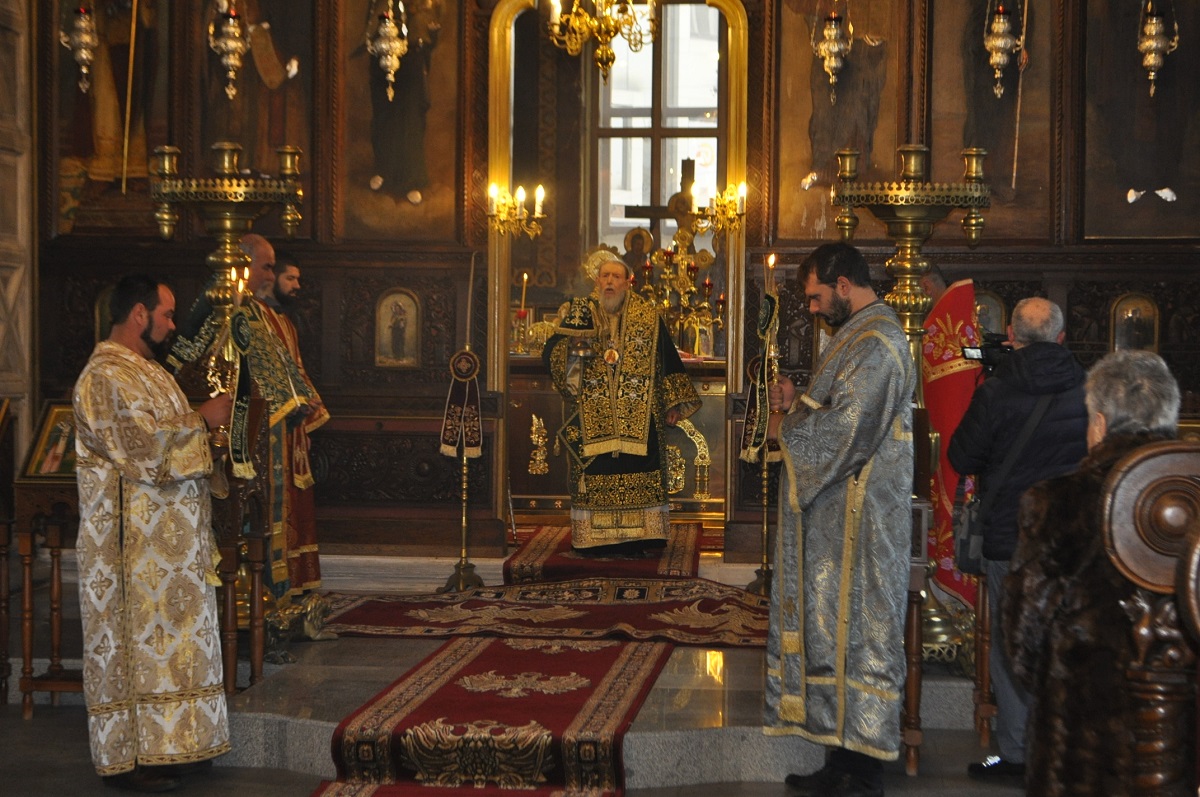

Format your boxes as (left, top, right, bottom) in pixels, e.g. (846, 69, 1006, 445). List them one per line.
(515, 185, 527, 218)
(229, 266, 236, 284)
(736, 182, 747, 214)
(520, 272, 528, 313)
(236, 278, 244, 300)
(550, 0, 561, 29)
(691, 190, 699, 214)
(487, 183, 498, 215)
(243, 266, 250, 280)
(534, 184, 545, 217)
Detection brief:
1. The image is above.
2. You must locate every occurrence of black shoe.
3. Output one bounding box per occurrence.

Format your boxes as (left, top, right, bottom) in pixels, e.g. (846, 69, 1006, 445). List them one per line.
(967, 755, 1026, 783)
(785, 763, 839, 795)
(786, 766, 882, 797)
(102, 767, 181, 793)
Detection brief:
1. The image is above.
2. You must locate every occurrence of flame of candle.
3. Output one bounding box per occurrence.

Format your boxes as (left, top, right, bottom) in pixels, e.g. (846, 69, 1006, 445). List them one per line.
(767, 253, 776, 269)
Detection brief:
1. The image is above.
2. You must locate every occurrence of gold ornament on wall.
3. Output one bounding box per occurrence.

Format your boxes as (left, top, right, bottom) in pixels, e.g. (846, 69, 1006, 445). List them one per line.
(528, 413, 549, 475)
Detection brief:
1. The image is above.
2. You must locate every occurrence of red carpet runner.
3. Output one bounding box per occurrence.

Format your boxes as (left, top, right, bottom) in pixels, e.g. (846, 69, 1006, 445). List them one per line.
(315, 636, 672, 796)
(503, 523, 702, 584)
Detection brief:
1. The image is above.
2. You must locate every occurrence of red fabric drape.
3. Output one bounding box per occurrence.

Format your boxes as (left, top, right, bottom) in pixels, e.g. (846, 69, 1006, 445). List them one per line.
(922, 279, 983, 607)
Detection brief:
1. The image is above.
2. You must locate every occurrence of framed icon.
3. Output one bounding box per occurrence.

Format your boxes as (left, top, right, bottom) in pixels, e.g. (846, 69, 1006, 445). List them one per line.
(375, 288, 420, 368)
(23, 402, 77, 481)
(974, 290, 1007, 339)
(1110, 292, 1159, 353)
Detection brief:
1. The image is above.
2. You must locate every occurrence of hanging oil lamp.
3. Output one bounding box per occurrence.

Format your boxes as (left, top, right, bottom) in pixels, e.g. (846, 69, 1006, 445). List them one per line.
(209, 1, 251, 100)
(60, 6, 100, 94)
(367, 1, 410, 102)
(983, 1, 1023, 99)
(813, 10, 853, 105)
(1137, 1, 1179, 97)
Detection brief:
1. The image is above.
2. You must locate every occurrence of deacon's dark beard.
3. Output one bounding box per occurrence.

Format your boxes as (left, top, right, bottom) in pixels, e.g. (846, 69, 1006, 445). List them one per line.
(820, 292, 852, 328)
(141, 324, 173, 361)
(274, 289, 297, 310)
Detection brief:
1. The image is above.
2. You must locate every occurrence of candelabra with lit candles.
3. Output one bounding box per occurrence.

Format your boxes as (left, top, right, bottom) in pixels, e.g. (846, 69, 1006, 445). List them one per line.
(636, 246, 724, 359)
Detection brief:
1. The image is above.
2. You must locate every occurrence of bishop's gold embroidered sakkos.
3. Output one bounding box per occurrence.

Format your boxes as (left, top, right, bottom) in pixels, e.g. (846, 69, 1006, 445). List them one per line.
(544, 291, 700, 550)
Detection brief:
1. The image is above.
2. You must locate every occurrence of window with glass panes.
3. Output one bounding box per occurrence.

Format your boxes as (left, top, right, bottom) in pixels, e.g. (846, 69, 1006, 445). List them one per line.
(593, 2, 725, 253)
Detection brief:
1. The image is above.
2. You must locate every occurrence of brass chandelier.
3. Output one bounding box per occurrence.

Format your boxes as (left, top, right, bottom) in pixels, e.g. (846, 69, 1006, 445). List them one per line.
(548, 0, 658, 82)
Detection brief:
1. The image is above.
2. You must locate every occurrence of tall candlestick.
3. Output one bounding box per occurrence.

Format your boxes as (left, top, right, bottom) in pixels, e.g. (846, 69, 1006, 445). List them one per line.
(520, 272, 528, 312)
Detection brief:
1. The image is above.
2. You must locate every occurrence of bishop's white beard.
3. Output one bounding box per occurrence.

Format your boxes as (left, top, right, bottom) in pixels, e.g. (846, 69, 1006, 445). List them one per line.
(600, 293, 626, 315)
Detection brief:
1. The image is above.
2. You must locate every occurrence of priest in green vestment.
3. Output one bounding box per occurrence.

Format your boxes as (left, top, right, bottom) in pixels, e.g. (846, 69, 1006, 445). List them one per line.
(764, 243, 915, 797)
(544, 250, 701, 554)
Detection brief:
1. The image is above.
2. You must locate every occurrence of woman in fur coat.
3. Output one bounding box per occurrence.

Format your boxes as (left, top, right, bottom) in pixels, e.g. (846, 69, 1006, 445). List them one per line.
(1004, 350, 1183, 796)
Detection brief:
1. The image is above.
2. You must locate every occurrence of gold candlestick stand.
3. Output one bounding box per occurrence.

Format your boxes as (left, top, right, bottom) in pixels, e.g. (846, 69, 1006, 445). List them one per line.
(832, 144, 990, 775)
(150, 140, 307, 684)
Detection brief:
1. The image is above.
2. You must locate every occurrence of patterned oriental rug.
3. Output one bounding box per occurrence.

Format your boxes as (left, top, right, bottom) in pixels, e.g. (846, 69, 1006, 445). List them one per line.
(503, 524, 702, 585)
(323, 577, 769, 647)
(313, 636, 672, 796)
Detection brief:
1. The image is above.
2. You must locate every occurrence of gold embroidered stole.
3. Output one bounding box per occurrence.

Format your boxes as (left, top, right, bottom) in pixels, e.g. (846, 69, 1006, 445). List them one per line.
(578, 296, 660, 458)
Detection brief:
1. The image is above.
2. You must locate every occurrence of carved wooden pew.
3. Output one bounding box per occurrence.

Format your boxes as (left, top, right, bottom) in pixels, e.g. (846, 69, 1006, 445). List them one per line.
(1102, 440, 1200, 795)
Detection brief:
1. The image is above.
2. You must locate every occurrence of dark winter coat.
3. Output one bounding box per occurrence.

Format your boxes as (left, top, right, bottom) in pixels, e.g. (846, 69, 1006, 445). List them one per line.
(947, 341, 1088, 560)
(1004, 432, 1172, 797)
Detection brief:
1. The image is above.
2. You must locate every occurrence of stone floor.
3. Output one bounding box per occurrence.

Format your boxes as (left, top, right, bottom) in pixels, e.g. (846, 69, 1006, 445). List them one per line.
(2, 550, 1023, 796)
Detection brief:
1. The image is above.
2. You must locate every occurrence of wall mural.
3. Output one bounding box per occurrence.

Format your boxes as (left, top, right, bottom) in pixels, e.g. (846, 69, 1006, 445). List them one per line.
(1084, 0, 1200, 238)
(55, 0, 171, 235)
(338, 0, 458, 240)
(776, 0, 900, 242)
(929, 0, 1052, 241)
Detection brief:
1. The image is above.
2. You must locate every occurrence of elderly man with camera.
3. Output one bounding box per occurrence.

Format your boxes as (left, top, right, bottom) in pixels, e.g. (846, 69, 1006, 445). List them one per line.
(947, 296, 1089, 784)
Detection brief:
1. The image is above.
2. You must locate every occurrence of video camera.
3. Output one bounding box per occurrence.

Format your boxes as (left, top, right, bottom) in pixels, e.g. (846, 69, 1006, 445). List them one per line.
(962, 333, 1012, 372)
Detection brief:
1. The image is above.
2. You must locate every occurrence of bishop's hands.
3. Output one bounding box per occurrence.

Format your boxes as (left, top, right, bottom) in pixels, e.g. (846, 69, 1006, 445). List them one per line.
(665, 408, 681, 426)
(766, 376, 796, 441)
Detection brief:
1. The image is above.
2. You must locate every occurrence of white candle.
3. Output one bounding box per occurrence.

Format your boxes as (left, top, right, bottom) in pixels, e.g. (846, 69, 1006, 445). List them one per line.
(515, 185, 527, 218)
(737, 181, 747, 214)
(488, 182, 498, 215)
(534, 184, 545, 217)
(550, 0, 561, 29)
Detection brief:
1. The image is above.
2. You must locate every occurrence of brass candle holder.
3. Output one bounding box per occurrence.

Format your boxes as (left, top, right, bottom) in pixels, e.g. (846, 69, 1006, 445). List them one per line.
(832, 145, 989, 370)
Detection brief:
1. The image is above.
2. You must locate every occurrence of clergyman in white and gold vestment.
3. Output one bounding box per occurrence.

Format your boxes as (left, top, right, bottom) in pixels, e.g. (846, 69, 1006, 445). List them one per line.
(74, 276, 233, 788)
(544, 250, 701, 554)
(765, 243, 915, 796)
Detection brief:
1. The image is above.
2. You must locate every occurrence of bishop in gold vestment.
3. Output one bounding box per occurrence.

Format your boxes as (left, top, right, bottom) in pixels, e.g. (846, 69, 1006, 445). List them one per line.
(74, 277, 231, 780)
(544, 251, 700, 552)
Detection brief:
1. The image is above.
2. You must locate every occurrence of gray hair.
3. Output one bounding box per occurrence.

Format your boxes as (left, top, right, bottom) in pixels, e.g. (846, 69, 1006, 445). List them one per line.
(1085, 350, 1180, 437)
(1011, 297, 1064, 344)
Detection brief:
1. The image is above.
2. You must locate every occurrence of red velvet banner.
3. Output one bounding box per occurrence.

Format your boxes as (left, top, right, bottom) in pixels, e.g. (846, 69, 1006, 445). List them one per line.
(922, 279, 983, 607)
